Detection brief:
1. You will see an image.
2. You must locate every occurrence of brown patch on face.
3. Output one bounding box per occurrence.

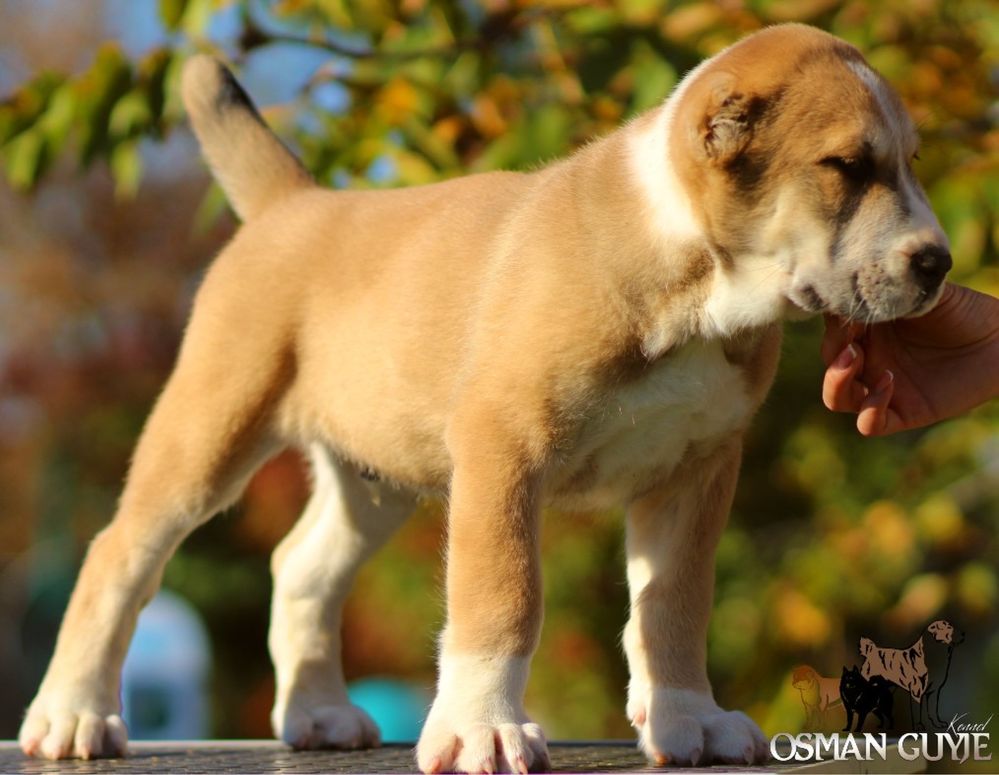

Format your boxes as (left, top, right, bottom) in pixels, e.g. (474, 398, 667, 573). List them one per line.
(668, 24, 903, 260)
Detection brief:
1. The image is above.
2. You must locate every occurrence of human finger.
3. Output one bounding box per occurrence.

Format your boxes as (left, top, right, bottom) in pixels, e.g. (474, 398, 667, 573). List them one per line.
(856, 371, 902, 436)
(822, 343, 868, 412)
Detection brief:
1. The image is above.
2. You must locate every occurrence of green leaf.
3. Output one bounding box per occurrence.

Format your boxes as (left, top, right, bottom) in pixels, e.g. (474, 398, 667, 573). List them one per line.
(390, 148, 437, 185)
(158, 0, 189, 30)
(193, 182, 231, 233)
(0, 72, 64, 145)
(4, 128, 47, 190)
(564, 6, 621, 35)
(109, 91, 153, 139)
(138, 49, 173, 129)
(442, 52, 481, 100)
(75, 44, 133, 165)
(161, 53, 187, 125)
(180, 0, 215, 37)
(629, 41, 677, 114)
(109, 140, 142, 198)
(402, 117, 458, 170)
(521, 103, 571, 166)
(37, 84, 77, 151)
(316, 0, 353, 28)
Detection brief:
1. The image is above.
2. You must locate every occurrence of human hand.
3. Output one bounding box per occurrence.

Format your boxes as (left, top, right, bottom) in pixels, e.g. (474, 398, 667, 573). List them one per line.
(821, 283, 999, 436)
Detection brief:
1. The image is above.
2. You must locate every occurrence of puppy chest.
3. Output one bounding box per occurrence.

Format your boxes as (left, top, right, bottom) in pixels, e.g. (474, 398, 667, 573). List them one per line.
(548, 341, 754, 510)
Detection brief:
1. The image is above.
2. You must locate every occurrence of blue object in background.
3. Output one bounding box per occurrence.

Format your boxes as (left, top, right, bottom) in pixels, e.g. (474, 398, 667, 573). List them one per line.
(120, 590, 210, 740)
(348, 678, 429, 743)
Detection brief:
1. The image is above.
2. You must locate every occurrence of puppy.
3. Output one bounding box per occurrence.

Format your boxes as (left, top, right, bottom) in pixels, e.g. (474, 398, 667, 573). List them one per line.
(19, 23, 950, 771)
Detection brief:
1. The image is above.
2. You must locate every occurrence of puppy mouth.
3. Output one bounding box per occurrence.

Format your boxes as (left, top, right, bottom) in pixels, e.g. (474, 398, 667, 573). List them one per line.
(788, 272, 933, 322)
(841, 271, 874, 321)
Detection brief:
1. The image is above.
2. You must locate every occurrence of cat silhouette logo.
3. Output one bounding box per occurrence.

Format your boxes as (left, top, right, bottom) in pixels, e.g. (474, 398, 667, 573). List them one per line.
(793, 619, 964, 733)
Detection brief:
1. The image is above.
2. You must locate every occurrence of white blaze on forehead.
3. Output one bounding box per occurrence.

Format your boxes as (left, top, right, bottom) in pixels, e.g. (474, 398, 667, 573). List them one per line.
(847, 59, 891, 112)
(846, 59, 908, 138)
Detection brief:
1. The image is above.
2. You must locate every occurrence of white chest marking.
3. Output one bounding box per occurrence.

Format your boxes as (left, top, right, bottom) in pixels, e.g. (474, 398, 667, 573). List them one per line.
(701, 255, 792, 337)
(548, 340, 752, 510)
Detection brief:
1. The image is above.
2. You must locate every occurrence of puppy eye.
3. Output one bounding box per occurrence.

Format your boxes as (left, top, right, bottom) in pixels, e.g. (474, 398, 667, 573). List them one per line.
(821, 155, 873, 182)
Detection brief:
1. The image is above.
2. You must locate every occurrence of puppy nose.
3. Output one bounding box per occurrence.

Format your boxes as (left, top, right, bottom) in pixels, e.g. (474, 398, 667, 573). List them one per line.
(909, 244, 952, 291)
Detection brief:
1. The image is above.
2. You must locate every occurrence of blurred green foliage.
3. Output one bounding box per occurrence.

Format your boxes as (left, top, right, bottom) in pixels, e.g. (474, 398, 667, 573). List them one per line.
(1, 0, 997, 744)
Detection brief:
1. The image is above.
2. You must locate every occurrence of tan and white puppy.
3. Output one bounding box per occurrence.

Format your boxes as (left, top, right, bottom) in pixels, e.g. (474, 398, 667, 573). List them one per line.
(19, 23, 949, 771)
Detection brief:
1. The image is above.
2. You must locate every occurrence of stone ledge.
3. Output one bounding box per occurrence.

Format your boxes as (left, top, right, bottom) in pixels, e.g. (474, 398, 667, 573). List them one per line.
(0, 740, 926, 774)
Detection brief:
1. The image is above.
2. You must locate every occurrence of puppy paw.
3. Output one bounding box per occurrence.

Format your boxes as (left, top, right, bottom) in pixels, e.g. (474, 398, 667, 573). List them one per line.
(272, 700, 381, 750)
(19, 703, 128, 760)
(416, 717, 549, 774)
(628, 686, 769, 767)
(418, 652, 547, 773)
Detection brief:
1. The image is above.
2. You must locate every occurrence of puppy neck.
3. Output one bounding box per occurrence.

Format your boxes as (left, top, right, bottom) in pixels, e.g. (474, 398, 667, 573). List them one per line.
(628, 77, 792, 342)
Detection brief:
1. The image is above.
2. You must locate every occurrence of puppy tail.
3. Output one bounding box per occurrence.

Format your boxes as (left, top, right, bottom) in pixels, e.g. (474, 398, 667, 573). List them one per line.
(181, 55, 313, 221)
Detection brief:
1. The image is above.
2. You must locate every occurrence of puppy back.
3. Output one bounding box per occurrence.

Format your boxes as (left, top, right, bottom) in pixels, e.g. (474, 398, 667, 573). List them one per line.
(182, 55, 313, 221)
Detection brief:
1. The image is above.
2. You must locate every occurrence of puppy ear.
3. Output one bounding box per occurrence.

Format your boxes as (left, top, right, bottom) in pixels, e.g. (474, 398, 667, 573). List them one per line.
(697, 73, 767, 163)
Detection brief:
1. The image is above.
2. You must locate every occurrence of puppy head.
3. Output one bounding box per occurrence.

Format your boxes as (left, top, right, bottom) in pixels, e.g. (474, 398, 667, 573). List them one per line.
(671, 24, 950, 323)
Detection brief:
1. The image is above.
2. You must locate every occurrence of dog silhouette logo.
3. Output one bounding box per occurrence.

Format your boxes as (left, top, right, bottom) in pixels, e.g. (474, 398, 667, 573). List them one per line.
(792, 665, 842, 728)
(857, 619, 964, 730)
(792, 619, 964, 733)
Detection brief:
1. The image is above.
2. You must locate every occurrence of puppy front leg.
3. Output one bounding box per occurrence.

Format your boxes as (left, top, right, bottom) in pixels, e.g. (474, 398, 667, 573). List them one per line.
(416, 413, 548, 775)
(623, 440, 769, 767)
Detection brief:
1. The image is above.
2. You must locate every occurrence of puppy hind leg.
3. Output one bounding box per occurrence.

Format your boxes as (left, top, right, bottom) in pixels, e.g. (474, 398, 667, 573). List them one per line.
(19, 343, 287, 761)
(269, 444, 415, 750)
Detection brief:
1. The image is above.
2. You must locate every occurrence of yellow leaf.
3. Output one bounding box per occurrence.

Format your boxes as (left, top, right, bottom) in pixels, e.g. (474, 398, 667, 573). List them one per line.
(471, 95, 507, 138)
(914, 493, 966, 550)
(773, 586, 831, 648)
(376, 78, 421, 126)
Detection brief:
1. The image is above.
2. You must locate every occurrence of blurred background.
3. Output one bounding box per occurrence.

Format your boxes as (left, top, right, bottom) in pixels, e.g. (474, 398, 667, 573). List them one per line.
(0, 0, 997, 756)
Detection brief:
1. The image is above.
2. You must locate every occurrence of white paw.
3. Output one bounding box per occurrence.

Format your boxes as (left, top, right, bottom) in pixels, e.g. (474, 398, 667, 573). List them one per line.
(416, 653, 549, 773)
(19, 700, 128, 760)
(272, 700, 380, 750)
(627, 686, 769, 767)
(416, 717, 549, 774)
